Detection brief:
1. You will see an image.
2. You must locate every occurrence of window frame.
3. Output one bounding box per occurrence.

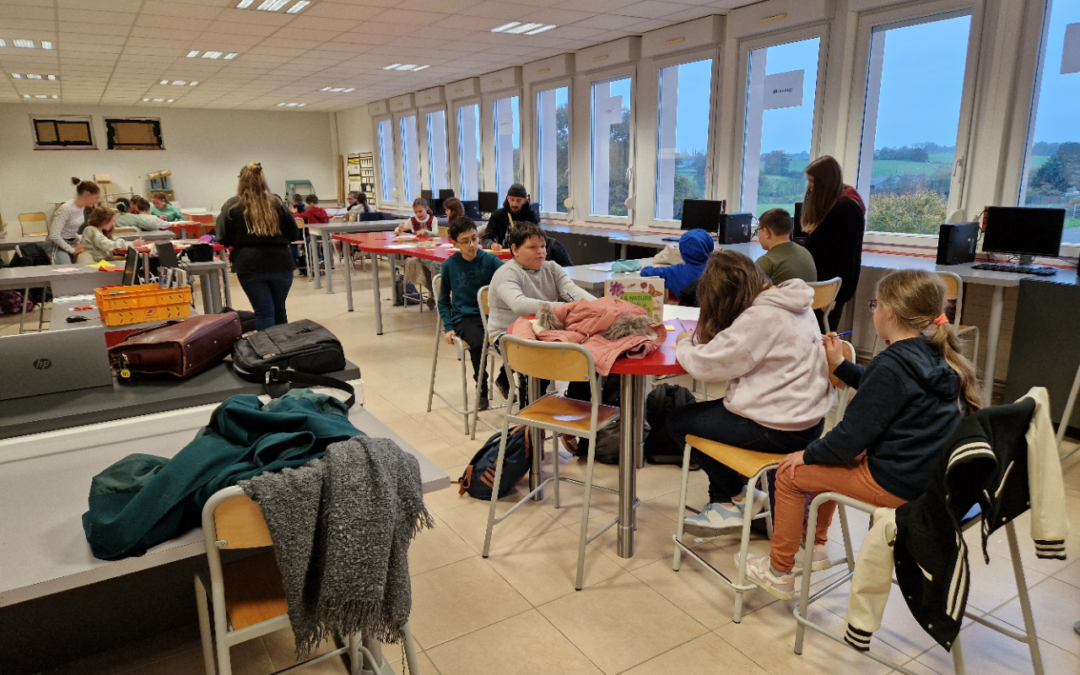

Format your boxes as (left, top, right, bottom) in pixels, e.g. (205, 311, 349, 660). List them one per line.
(844, 0, 986, 243)
(484, 91, 523, 199)
(574, 65, 638, 226)
(30, 115, 95, 150)
(422, 104, 450, 195)
(104, 118, 164, 150)
(397, 111, 422, 204)
(731, 23, 830, 218)
(529, 77, 574, 222)
(454, 97, 484, 201)
(373, 114, 401, 210)
(637, 46, 720, 230)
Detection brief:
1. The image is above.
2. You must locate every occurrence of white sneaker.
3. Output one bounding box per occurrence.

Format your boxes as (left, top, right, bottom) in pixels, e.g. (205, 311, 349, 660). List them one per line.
(738, 552, 796, 600)
(682, 503, 744, 537)
(733, 486, 769, 519)
(797, 543, 836, 572)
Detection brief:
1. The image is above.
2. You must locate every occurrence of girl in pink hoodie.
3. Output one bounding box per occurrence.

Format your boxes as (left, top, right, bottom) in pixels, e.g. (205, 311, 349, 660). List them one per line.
(668, 250, 834, 537)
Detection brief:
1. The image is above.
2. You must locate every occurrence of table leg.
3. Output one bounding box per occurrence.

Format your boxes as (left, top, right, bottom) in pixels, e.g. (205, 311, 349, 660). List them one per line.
(529, 376, 543, 501)
(620, 243, 627, 259)
(313, 233, 323, 290)
(617, 374, 644, 558)
(371, 251, 383, 335)
(390, 253, 403, 306)
(221, 262, 232, 308)
(208, 273, 223, 313)
(982, 285, 1004, 404)
(344, 242, 354, 312)
(323, 233, 334, 294)
(199, 274, 213, 315)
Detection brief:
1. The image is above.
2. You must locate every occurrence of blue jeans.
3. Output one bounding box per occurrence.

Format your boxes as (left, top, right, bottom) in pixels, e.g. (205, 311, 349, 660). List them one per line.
(237, 271, 293, 331)
(667, 398, 824, 504)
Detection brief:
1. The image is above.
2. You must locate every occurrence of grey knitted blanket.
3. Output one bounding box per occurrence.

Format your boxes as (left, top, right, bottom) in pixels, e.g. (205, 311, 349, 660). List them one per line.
(239, 436, 433, 657)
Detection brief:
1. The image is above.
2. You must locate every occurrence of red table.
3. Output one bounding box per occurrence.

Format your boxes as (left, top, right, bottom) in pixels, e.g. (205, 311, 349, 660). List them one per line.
(333, 232, 511, 335)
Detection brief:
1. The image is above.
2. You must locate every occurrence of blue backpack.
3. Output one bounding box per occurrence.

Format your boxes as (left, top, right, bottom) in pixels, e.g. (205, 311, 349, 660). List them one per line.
(458, 426, 531, 500)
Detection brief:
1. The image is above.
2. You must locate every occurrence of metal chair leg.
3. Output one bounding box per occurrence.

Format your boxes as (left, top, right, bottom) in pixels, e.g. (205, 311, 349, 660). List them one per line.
(458, 337, 471, 434)
(1006, 521, 1046, 675)
(194, 574, 217, 675)
(575, 441, 597, 591)
(482, 392, 515, 558)
(672, 442, 692, 572)
(348, 632, 361, 675)
(402, 622, 422, 675)
(426, 317, 442, 413)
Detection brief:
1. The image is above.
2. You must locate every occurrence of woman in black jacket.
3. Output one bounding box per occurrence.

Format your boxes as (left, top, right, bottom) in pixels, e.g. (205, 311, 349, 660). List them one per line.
(801, 156, 866, 331)
(217, 162, 298, 330)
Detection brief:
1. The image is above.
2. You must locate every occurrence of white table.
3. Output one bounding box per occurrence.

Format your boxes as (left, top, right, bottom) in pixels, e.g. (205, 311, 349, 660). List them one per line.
(183, 259, 232, 314)
(306, 220, 404, 293)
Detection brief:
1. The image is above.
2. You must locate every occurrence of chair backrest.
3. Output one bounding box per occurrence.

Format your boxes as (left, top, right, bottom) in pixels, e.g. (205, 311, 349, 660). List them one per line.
(807, 277, 842, 311)
(477, 286, 491, 329)
(828, 340, 856, 390)
(189, 214, 214, 224)
(501, 334, 594, 382)
(935, 271, 963, 321)
(19, 212, 47, 236)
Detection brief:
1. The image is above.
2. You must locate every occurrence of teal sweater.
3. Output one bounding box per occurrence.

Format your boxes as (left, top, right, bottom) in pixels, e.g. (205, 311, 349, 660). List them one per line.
(437, 250, 503, 329)
(151, 203, 184, 222)
(82, 390, 362, 560)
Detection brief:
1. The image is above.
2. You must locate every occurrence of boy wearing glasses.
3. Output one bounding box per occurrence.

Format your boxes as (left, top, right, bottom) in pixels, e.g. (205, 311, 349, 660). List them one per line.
(755, 208, 818, 285)
(439, 217, 506, 409)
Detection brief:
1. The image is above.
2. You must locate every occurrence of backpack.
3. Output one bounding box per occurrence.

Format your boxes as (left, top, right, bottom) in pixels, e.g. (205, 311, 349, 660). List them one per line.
(643, 384, 697, 465)
(0, 290, 36, 315)
(458, 426, 531, 500)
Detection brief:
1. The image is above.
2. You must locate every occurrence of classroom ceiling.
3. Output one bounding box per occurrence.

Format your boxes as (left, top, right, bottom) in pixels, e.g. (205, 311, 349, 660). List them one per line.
(0, 0, 759, 111)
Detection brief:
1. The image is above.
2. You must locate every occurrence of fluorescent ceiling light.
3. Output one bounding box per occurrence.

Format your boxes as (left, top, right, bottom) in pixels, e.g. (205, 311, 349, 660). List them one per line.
(35, 94, 46, 98)
(13, 39, 34, 48)
(143, 98, 150, 101)
(0, 40, 7, 47)
(187, 50, 200, 58)
(11, 73, 20, 79)
(23, 94, 29, 98)
(172, 80, 186, 85)
(202, 51, 223, 59)
(277, 102, 286, 106)
(189, 81, 199, 86)
(256, 0, 290, 10)
(41, 40, 53, 49)
(160, 79, 169, 84)
(526, 24, 556, 35)
(330, 87, 345, 92)
(285, 0, 309, 13)
(491, 22, 520, 33)
(298, 103, 306, 107)
(153, 98, 164, 102)
(506, 22, 542, 34)
(51, 95, 58, 99)
(27, 74, 42, 79)
(383, 64, 401, 70)
(224, 53, 239, 60)
(236, 0, 254, 6)
(320, 86, 331, 91)
(344, 88, 355, 92)
(167, 99, 174, 103)
(413, 65, 429, 71)
(47, 74, 56, 80)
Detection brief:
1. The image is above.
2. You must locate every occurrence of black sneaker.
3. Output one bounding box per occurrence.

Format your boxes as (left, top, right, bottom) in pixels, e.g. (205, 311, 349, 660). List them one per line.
(478, 397, 490, 411)
(496, 376, 510, 401)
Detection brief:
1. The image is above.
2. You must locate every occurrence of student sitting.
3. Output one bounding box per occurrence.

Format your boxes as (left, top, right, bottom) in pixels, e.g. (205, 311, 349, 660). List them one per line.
(80, 206, 144, 262)
(294, 194, 329, 224)
(512, 218, 573, 267)
(668, 251, 834, 537)
(438, 217, 506, 410)
(116, 196, 174, 231)
(291, 193, 307, 214)
(755, 208, 817, 284)
(150, 192, 184, 222)
(742, 269, 982, 600)
(396, 198, 437, 235)
(640, 229, 715, 299)
(482, 184, 540, 251)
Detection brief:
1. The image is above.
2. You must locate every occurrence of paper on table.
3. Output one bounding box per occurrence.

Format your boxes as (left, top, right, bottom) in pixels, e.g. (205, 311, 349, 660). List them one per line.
(53, 267, 81, 273)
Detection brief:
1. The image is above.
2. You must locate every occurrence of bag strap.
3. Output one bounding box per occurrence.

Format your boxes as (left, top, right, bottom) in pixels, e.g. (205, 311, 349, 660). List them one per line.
(264, 367, 355, 407)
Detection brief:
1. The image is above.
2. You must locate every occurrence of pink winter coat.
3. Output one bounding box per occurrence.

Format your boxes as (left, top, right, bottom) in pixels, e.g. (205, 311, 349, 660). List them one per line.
(508, 297, 666, 376)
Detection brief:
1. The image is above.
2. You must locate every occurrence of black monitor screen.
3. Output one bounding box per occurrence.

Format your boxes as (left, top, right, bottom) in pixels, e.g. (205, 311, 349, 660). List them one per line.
(420, 189, 433, 201)
(463, 201, 481, 218)
(982, 207, 1064, 258)
(121, 248, 139, 286)
(681, 200, 723, 232)
(477, 191, 500, 213)
(430, 198, 444, 216)
(155, 241, 178, 268)
(438, 189, 455, 201)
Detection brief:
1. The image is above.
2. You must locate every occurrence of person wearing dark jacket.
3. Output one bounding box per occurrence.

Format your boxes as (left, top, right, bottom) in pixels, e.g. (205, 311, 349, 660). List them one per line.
(801, 156, 866, 331)
(482, 183, 540, 251)
(217, 162, 299, 330)
(640, 228, 715, 298)
(741, 269, 982, 600)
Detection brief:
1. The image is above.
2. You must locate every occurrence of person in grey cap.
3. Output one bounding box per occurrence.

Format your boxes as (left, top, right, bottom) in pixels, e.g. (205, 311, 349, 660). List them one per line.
(481, 183, 540, 251)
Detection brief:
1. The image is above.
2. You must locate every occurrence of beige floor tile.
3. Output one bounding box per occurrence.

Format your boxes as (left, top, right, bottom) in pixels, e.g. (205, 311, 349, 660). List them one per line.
(964, 549, 1047, 614)
(422, 466, 473, 515)
(591, 502, 696, 572)
(621, 632, 768, 675)
(978, 513, 1080, 578)
(125, 639, 273, 675)
(408, 557, 531, 648)
(485, 526, 627, 605)
(42, 625, 201, 675)
(408, 512, 478, 576)
(390, 651, 438, 675)
(1052, 556, 1080, 589)
(261, 627, 340, 671)
(914, 622, 1078, 675)
(437, 488, 563, 555)
(989, 576, 1080, 656)
(640, 480, 711, 523)
(426, 609, 602, 675)
(538, 573, 707, 674)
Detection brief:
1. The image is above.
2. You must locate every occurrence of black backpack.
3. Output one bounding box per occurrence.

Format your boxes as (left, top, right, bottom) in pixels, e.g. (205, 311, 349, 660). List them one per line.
(232, 320, 356, 406)
(458, 426, 531, 500)
(643, 384, 697, 465)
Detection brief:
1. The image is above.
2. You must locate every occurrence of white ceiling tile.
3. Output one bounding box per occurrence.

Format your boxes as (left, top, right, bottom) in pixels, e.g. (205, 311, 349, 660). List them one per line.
(57, 0, 143, 11)
(0, 18, 54, 31)
(135, 14, 212, 30)
(301, 2, 395, 20)
(139, 2, 225, 19)
(570, 13, 641, 29)
(395, 0, 482, 11)
(281, 15, 357, 31)
(370, 8, 449, 25)
(214, 8, 293, 26)
(544, 25, 607, 40)
(519, 7, 596, 23)
(192, 32, 264, 46)
(0, 5, 54, 19)
(330, 31, 394, 45)
(272, 27, 341, 41)
(201, 22, 280, 37)
(611, 1, 692, 19)
(58, 32, 128, 45)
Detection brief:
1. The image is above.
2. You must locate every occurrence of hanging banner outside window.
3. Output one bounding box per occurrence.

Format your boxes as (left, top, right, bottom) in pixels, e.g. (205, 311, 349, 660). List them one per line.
(763, 70, 804, 110)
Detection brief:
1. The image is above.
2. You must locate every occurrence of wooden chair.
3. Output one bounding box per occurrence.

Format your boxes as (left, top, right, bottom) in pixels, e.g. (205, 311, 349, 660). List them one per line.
(427, 275, 487, 434)
(807, 277, 843, 333)
(937, 271, 981, 367)
(483, 335, 627, 590)
(470, 286, 504, 439)
(18, 212, 47, 237)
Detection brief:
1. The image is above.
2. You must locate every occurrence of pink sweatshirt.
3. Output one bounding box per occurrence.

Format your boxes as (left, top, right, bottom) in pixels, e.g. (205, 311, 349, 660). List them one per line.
(675, 278, 835, 431)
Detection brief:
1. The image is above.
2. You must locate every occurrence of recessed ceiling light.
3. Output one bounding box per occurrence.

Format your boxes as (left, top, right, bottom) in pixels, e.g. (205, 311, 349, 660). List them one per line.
(27, 74, 42, 79)
(343, 88, 355, 92)
(383, 64, 402, 70)
(47, 74, 56, 80)
(506, 22, 542, 34)
(236, 0, 254, 6)
(143, 98, 150, 101)
(189, 81, 199, 86)
(51, 95, 58, 99)
(11, 73, 20, 79)
(160, 79, 169, 85)
(256, 0, 289, 10)
(202, 51, 222, 59)
(172, 80, 186, 85)
(413, 65, 429, 71)
(41, 41, 53, 49)
(153, 98, 164, 102)
(23, 94, 29, 99)
(330, 87, 345, 92)
(526, 24, 556, 35)
(13, 39, 34, 48)
(320, 86, 331, 91)
(285, 0, 309, 13)
(224, 53, 239, 60)
(187, 50, 200, 58)
(491, 22, 520, 33)
(167, 99, 174, 103)
(0, 40, 7, 48)
(34, 94, 46, 98)
(279, 102, 306, 107)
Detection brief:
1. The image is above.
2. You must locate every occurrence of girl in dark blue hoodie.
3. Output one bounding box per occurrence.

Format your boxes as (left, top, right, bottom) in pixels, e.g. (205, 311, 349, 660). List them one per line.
(640, 228, 715, 298)
(742, 269, 983, 600)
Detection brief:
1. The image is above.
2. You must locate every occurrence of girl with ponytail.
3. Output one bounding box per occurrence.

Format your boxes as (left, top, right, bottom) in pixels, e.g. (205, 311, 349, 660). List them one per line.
(46, 177, 100, 263)
(742, 269, 980, 600)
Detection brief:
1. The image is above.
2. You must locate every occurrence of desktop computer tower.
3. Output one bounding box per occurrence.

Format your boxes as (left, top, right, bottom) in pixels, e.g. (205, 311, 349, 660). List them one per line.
(718, 213, 753, 244)
(936, 222, 979, 265)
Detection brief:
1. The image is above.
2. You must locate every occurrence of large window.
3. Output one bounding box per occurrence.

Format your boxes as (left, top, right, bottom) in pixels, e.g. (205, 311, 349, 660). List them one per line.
(536, 86, 569, 214)
(377, 118, 396, 203)
(1019, 0, 1080, 239)
(856, 12, 972, 234)
(32, 117, 94, 148)
(656, 59, 712, 221)
(493, 95, 521, 195)
(590, 77, 632, 217)
(427, 109, 448, 194)
(740, 38, 820, 218)
(400, 115, 420, 202)
(457, 103, 482, 200)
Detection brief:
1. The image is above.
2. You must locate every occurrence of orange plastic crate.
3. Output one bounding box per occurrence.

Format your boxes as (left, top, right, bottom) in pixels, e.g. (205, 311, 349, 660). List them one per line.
(94, 284, 193, 326)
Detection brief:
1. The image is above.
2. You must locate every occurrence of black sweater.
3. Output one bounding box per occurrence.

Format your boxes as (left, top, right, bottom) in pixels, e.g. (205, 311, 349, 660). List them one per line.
(804, 337, 963, 501)
(217, 196, 298, 275)
(804, 197, 865, 306)
(481, 200, 541, 249)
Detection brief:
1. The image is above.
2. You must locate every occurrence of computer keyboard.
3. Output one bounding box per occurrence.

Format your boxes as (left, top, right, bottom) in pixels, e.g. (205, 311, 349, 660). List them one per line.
(971, 263, 1058, 276)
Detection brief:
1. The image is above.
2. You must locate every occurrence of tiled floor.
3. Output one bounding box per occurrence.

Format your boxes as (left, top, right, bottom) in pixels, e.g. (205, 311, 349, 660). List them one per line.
(8, 262, 1080, 675)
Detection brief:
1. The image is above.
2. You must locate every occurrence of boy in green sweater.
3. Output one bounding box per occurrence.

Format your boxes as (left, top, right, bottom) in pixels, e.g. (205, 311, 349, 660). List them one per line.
(439, 217, 505, 409)
(756, 208, 817, 285)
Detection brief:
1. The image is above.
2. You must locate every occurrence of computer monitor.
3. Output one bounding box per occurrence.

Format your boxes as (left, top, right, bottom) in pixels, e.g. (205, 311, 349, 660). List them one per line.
(121, 248, 140, 285)
(439, 189, 455, 201)
(982, 207, 1065, 263)
(680, 200, 723, 232)
(430, 198, 444, 216)
(462, 201, 481, 218)
(155, 241, 178, 268)
(420, 189, 433, 202)
(477, 191, 500, 213)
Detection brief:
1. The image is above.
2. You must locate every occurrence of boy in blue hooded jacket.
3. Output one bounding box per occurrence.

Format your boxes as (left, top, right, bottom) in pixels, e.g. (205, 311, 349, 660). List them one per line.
(640, 228, 715, 298)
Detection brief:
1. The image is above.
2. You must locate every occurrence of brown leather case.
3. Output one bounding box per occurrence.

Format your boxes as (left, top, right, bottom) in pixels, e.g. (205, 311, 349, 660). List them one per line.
(109, 313, 243, 379)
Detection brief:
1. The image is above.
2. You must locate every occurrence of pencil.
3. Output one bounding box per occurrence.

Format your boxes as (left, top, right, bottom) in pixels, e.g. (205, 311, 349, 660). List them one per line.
(834, 331, 853, 338)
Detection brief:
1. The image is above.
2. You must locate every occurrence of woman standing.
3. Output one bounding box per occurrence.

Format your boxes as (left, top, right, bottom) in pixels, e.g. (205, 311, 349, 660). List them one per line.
(150, 192, 184, 222)
(217, 162, 299, 330)
(801, 156, 867, 331)
(47, 178, 99, 263)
